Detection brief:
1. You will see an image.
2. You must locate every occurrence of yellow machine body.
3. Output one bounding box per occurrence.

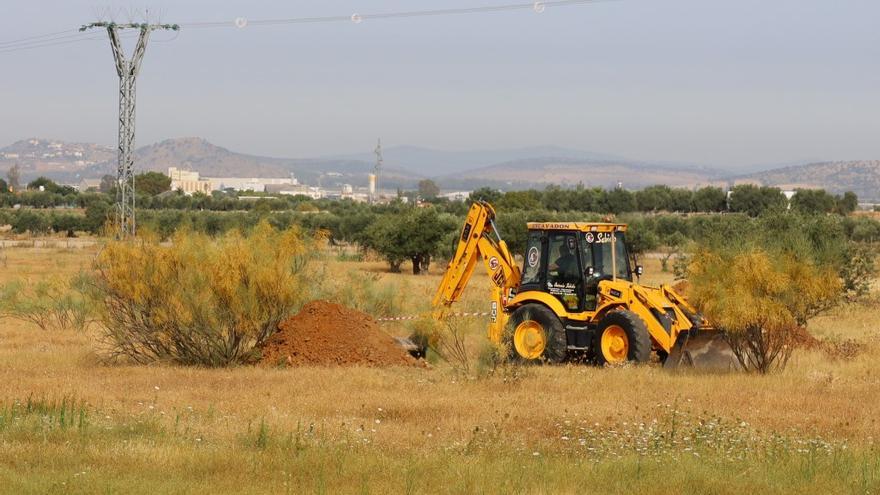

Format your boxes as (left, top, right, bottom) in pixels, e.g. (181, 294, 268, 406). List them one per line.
(433, 201, 733, 368)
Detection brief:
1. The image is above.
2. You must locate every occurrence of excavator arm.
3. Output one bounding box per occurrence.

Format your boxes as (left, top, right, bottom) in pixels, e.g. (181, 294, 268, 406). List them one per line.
(433, 201, 521, 340)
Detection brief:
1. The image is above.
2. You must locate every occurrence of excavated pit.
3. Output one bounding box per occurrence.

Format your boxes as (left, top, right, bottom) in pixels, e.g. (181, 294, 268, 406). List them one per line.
(260, 300, 419, 367)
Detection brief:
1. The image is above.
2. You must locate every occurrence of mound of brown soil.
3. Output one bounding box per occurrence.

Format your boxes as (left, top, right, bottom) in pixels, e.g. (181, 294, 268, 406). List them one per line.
(260, 301, 418, 367)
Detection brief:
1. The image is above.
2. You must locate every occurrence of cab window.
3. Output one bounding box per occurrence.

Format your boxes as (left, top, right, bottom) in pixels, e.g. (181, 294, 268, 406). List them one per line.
(583, 230, 631, 281)
(581, 235, 599, 310)
(521, 233, 544, 286)
(613, 232, 631, 280)
(547, 232, 581, 311)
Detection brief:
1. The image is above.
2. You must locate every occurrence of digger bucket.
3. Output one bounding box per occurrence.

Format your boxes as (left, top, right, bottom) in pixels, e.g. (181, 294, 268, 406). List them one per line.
(394, 335, 427, 359)
(663, 329, 741, 371)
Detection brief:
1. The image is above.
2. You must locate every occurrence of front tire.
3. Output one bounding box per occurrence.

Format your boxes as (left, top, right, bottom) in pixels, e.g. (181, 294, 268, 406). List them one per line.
(506, 304, 567, 364)
(594, 310, 651, 365)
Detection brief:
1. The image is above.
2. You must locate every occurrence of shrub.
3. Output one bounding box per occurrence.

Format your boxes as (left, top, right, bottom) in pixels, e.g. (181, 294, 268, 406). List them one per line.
(687, 248, 841, 373)
(847, 217, 880, 243)
(50, 213, 83, 235)
(659, 231, 688, 272)
(469, 187, 503, 205)
(434, 317, 473, 374)
(83, 201, 113, 234)
(26, 177, 76, 195)
(295, 202, 319, 213)
(840, 242, 877, 299)
(11, 210, 51, 235)
(405, 317, 442, 365)
(835, 191, 858, 215)
(624, 217, 659, 254)
(672, 252, 690, 280)
(89, 221, 315, 366)
(475, 341, 506, 376)
(0, 274, 94, 331)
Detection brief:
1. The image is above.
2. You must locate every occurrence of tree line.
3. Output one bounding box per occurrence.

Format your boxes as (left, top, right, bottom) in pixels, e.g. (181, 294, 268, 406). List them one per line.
(3, 196, 878, 279)
(2, 172, 862, 218)
(1, 174, 873, 274)
(468, 184, 859, 216)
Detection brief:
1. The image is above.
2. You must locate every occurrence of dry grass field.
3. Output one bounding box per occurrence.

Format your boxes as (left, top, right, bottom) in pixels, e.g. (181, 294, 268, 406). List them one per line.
(0, 244, 879, 494)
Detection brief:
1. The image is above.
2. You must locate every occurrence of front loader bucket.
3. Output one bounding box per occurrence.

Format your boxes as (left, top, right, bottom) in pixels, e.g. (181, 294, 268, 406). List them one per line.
(663, 330, 740, 371)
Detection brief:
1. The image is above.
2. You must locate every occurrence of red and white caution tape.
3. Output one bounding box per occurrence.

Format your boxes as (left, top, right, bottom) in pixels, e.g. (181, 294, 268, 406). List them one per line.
(376, 311, 490, 322)
(376, 315, 420, 322)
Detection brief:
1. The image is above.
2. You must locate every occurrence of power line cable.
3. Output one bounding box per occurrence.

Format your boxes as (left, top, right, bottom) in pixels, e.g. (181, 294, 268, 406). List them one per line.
(0, 31, 93, 50)
(0, 20, 159, 51)
(0, 29, 82, 47)
(152, 31, 181, 43)
(0, 0, 612, 54)
(181, 0, 613, 29)
(0, 35, 104, 54)
(0, 30, 138, 54)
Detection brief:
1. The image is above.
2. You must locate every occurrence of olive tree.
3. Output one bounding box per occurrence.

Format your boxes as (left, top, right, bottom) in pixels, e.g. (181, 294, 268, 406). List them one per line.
(134, 171, 172, 196)
(362, 207, 456, 274)
(418, 179, 440, 200)
(790, 189, 836, 215)
(728, 185, 787, 216)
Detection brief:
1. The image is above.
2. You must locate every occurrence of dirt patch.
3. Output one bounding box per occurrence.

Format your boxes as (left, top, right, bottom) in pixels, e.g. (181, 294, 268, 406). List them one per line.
(260, 301, 419, 367)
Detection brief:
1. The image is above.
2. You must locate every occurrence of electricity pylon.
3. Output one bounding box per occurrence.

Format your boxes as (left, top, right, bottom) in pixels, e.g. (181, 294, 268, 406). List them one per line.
(81, 21, 178, 236)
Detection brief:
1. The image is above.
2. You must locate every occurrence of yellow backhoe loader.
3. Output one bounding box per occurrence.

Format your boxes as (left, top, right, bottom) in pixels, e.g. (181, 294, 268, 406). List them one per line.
(431, 201, 737, 369)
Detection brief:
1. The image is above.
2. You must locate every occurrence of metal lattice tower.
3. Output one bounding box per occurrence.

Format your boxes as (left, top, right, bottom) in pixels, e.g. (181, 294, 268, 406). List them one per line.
(81, 21, 178, 236)
(373, 138, 383, 202)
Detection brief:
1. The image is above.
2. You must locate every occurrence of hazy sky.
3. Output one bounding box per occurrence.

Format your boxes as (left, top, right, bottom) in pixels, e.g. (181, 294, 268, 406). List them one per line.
(2, 0, 879, 170)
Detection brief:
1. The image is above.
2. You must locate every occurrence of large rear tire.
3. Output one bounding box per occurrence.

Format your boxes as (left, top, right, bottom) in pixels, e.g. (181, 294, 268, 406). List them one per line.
(506, 304, 567, 364)
(594, 310, 651, 365)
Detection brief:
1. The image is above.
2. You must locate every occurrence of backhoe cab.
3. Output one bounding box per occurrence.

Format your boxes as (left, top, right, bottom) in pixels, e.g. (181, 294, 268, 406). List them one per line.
(433, 201, 735, 369)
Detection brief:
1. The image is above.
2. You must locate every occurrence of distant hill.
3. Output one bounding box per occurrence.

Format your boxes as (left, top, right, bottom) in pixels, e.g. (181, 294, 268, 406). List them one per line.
(442, 157, 725, 190)
(103, 139, 723, 190)
(0, 138, 114, 181)
(10, 137, 711, 191)
(732, 160, 880, 201)
(3, 137, 879, 198)
(326, 145, 627, 176)
(78, 138, 422, 189)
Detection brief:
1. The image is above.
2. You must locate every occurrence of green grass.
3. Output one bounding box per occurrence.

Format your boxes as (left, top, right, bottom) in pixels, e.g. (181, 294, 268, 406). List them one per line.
(0, 396, 89, 432)
(2, 433, 878, 494)
(1, 398, 878, 494)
